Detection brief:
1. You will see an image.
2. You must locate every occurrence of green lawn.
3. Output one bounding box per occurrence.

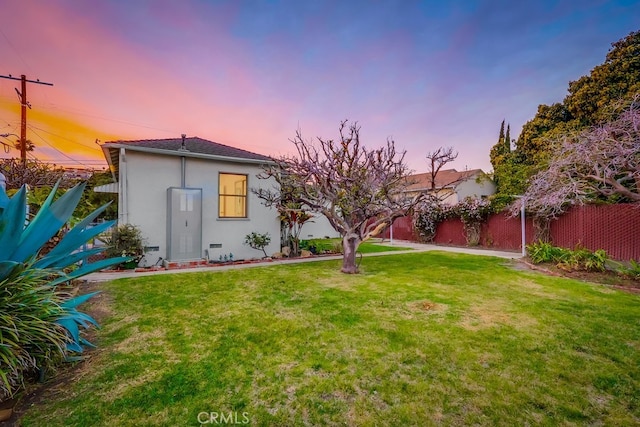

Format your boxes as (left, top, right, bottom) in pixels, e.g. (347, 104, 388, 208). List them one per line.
(302, 238, 412, 254)
(20, 252, 640, 426)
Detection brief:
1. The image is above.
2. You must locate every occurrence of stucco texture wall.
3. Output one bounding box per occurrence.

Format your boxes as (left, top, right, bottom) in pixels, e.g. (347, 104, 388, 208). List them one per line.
(121, 151, 280, 262)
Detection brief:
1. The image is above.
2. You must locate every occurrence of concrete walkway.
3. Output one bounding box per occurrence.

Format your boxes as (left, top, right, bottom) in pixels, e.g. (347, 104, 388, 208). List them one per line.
(81, 240, 522, 282)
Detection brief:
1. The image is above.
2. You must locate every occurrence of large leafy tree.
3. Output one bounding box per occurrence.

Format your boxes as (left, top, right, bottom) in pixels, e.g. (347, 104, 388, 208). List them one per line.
(514, 99, 640, 231)
(493, 30, 640, 203)
(256, 121, 418, 273)
(564, 30, 640, 125)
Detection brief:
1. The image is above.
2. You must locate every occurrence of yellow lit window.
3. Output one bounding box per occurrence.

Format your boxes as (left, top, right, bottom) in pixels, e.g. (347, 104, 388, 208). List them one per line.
(219, 173, 247, 218)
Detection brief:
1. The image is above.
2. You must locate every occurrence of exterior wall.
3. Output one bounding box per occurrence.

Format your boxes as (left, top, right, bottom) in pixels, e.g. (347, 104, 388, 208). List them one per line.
(437, 189, 457, 205)
(402, 178, 495, 206)
(403, 188, 456, 204)
(120, 150, 280, 263)
(455, 175, 496, 201)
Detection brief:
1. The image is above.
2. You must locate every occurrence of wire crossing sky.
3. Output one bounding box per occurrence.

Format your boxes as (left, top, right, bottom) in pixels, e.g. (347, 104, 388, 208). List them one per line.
(0, 0, 638, 172)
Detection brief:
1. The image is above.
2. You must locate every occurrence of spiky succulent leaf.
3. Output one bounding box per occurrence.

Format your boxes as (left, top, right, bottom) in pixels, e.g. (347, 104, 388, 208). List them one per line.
(0, 186, 27, 260)
(41, 205, 114, 264)
(12, 183, 86, 262)
(0, 187, 9, 209)
(35, 247, 106, 270)
(61, 291, 101, 309)
(47, 256, 130, 287)
(0, 261, 21, 282)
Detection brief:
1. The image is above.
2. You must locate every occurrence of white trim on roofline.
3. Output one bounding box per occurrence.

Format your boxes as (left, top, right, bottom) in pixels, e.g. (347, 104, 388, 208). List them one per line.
(102, 143, 275, 166)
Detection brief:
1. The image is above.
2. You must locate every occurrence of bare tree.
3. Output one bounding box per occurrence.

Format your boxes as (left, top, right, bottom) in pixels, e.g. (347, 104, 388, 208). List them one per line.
(513, 98, 640, 234)
(255, 120, 419, 273)
(0, 158, 71, 190)
(421, 146, 475, 206)
(425, 146, 459, 191)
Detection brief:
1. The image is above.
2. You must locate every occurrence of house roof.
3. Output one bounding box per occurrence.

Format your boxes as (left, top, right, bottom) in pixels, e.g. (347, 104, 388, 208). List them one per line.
(404, 168, 484, 192)
(101, 136, 273, 180)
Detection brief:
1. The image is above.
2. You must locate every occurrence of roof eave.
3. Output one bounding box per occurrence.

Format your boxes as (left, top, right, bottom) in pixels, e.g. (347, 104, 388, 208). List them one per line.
(100, 143, 275, 182)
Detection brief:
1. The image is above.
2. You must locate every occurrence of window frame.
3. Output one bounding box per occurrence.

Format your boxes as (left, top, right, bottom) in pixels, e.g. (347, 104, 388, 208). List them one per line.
(218, 172, 248, 219)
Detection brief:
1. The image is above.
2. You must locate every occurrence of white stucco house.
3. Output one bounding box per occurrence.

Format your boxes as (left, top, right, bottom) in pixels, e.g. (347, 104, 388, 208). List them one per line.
(401, 168, 496, 205)
(97, 136, 281, 264)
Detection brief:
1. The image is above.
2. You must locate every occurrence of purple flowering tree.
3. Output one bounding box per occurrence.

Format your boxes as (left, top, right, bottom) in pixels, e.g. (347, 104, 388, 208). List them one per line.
(256, 121, 419, 274)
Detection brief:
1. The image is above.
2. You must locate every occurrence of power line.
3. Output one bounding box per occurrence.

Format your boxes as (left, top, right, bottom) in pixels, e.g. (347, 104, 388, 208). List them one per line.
(3, 95, 181, 136)
(39, 103, 179, 134)
(27, 124, 104, 152)
(0, 28, 32, 73)
(28, 126, 90, 168)
(0, 74, 53, 166)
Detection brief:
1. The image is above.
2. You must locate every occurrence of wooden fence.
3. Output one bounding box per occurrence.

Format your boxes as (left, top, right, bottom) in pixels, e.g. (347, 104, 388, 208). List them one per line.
(381, 204, 640, 261)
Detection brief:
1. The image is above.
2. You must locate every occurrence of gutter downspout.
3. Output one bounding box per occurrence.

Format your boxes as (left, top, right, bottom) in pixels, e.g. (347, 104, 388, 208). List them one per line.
(119, 147, 128, 224)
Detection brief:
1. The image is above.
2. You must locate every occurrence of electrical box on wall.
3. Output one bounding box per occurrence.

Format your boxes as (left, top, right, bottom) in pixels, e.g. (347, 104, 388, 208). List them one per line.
(166, 187, 203, 261)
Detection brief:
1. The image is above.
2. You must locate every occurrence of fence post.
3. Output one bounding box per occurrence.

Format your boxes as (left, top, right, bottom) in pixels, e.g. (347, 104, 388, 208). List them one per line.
(521, 202, 526, 257)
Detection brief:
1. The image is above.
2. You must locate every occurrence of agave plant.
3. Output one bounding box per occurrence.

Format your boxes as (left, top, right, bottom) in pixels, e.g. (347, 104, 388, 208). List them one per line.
(0, 181, 128, 399)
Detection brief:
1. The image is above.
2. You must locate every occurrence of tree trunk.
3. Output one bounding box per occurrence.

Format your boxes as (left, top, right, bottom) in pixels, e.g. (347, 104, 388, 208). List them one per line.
(341, 234, 361, 274)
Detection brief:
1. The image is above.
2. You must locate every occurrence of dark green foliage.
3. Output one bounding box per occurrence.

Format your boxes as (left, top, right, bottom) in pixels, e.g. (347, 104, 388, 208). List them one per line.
(299, 239, 319, 254)
(75, 171, 117, 221)
(618, 260, 640, 280)
(105, 224, 145, 264)
(299, 239, 344, 254)
(489, 120, 512, 182)
(526, 241, 608, 272)
(564, 30, 640, 125)
(527, 241, 570, 264)
(493, 30, 640, 203)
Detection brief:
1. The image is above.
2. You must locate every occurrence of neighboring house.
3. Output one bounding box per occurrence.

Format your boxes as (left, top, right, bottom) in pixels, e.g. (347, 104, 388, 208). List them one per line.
(402, 168, 495, 205)
(96, 136, 281, 264)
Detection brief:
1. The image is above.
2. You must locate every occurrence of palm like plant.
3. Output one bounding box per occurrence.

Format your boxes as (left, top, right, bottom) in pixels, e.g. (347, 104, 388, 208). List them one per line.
(0, 182, 127, 400)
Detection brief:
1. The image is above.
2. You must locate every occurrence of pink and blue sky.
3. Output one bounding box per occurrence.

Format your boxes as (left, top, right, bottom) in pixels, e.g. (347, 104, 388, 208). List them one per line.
(1, 0, 638, 173)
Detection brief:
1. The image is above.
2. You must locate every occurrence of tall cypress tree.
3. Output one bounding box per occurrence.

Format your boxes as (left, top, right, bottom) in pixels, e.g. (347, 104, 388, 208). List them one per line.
(504, 124, 511, 153)
(490, 120, 506, 171)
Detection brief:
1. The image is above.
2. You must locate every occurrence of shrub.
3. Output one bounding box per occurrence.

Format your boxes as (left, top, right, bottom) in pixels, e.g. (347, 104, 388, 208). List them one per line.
(526, 241, 570, 264)
(105, 224, 145, 266)
(331, 241, 344, 254)
(560, 247, 608, 272)
(244, 232, 271, 258)
(300, 239, 318, 254)
(526, 241, 608, 272)
(618, 259, 640, 280)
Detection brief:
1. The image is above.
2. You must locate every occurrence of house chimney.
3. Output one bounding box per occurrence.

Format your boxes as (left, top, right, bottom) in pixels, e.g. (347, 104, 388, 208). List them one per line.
(180, 134, 187, 151)
(179, 134, 188, 187)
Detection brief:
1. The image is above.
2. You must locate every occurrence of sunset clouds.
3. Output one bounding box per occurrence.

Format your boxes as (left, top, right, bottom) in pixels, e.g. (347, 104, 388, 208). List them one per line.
(1, 0, 638, 172)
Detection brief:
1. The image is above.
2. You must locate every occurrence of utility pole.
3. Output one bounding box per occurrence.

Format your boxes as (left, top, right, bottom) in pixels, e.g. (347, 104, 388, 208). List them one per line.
(0, 74, 53, 166)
